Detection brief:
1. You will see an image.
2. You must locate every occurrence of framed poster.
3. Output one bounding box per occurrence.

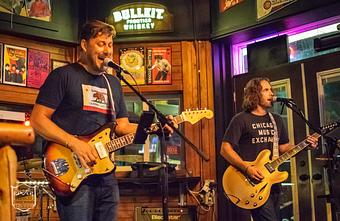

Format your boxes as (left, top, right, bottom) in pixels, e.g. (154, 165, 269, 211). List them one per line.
(219, 0, 244, 12)
(0, 43, 2, 83)
(27, 49, 50, 88)
(51, 59, 69, 70)
(0, 0, 26, 15)
(119, 47, 145, 85)
(25, 0, 52, 22)
(146, 47, 171, 84)
(2, 44, 27, 86)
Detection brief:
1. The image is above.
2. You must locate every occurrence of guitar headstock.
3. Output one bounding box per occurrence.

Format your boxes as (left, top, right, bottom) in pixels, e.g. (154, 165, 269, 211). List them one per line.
(179, 109, 214, 124)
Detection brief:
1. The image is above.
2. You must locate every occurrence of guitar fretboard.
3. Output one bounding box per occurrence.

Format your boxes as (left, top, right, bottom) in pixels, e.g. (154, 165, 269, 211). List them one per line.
(105, 133, 135, 153)
(270, 133, 320, 169)
(103, 115, 185, 154)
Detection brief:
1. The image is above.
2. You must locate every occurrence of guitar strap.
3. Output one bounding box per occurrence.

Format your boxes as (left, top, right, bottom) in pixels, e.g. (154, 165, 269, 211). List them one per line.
(102, 74, 116, 122)
(268, 112, 279, 160)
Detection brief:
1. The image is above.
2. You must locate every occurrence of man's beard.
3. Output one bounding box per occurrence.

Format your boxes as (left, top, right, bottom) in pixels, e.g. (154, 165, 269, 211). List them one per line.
(87, 55, 106, 75)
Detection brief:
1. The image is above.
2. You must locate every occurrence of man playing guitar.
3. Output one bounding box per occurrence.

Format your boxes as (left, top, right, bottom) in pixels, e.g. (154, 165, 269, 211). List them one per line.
(220, 77, 318, 221)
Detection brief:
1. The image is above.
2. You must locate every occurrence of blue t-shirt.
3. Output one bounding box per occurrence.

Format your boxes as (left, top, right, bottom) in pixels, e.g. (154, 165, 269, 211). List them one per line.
(36, 63, 128, 136)
(222, 111, 289, 161)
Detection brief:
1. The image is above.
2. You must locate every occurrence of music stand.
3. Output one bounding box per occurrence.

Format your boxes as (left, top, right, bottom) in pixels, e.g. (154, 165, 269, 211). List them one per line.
(133, 111, 155, 144)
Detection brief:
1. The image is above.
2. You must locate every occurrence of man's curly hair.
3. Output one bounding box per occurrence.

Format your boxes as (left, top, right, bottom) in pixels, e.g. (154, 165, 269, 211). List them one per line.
(242, 77, 270, 111)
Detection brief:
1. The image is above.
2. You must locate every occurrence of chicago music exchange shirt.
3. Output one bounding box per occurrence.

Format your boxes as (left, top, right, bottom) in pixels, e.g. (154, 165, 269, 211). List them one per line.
(222, 111, 289, 162)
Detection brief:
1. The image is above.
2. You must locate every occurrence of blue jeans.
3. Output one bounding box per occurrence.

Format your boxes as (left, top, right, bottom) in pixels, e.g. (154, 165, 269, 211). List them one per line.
(251, 186, 281, 221)
(56, 173, 120, 221)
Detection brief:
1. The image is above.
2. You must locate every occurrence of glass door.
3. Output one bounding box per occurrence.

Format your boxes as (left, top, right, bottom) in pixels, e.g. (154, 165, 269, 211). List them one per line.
(270, 79, 298, 221)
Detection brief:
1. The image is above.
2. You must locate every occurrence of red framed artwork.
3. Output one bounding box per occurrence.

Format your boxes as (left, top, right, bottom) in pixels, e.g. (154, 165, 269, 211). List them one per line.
(27, 49, 50, 88)
(146, 47, 171, 85)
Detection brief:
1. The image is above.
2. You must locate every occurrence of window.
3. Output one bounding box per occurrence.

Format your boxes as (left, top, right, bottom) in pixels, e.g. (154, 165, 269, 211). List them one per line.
(232, 16, 340, 75)
(115, 94, 184, 171)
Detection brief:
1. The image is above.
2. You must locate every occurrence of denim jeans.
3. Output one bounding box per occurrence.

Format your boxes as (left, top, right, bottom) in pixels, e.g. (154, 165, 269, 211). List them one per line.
(251, 185, 281, 221)
(56, 172, 120, 221)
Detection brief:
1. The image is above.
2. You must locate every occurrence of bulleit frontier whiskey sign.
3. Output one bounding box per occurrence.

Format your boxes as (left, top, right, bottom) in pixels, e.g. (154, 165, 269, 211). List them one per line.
(106, 3, 174, 35)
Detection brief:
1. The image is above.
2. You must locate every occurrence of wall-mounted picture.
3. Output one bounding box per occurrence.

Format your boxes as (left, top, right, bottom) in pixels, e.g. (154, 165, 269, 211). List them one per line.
(0, 0, 27, 15)
(51, 59, 69, 70)
(119, 47, 146, 85)
(25, 0, 51, 22)
(0, 43, 3, 83)
(219, 0, 244, 12)
(3, 44, 27, 87)
(27, 49, 50, 88)
(146, 47, 171, 85)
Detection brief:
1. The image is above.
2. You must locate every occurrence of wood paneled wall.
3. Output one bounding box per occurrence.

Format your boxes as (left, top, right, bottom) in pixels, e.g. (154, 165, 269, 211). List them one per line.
(0, 34, 76, 105)
(0, 37, 216, 220)
(182, 41, 217, 220)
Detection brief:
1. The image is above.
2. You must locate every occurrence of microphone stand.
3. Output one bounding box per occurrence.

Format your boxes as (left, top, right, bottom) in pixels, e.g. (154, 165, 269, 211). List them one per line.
(112, 66, 209, 221)
(280, 100, 320, 134)
(279, 100, 340, 220)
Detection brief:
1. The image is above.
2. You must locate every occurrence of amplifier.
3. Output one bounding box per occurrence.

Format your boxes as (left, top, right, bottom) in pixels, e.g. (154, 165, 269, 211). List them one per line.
(135, 207, 196, 221)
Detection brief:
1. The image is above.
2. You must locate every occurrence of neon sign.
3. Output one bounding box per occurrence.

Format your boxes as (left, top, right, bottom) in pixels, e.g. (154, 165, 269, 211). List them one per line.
(106, 3, 173, 35)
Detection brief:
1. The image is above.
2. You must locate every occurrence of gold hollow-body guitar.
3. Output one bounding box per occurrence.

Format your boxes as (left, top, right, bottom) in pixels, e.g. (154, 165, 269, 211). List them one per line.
(222, 133, 322, 210)
(44, 109, 213, 197)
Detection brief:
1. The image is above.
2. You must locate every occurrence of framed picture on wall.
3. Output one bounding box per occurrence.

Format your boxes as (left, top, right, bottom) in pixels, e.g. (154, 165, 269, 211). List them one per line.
(119, 47, 145, 85)
(25, 0, 52, 22)
(2, 44, 27, 87)
(27, 49, 50, 88)
(51, 59, 69, 70)
(146, 47, 171, 85)
(0, 43, 3, 83)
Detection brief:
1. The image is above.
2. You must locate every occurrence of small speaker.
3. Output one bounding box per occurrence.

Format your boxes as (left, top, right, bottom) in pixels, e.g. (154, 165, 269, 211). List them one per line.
(135, 207, 196, 221)
(247, 35, 288, 73)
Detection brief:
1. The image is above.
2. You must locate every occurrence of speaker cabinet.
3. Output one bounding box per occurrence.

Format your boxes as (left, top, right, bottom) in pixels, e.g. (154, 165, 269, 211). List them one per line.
(135, 206, 196, 221)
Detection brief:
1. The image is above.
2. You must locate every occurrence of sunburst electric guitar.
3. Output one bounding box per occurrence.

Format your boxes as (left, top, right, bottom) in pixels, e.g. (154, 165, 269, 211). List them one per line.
(222, 122, 339, 209)
(44, 109, 213, 196)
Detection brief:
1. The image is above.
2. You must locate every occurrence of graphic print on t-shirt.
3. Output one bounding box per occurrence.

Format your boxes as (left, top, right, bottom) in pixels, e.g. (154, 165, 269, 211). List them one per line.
(82, 84, 110, 114)
(251, 121, 275, 144)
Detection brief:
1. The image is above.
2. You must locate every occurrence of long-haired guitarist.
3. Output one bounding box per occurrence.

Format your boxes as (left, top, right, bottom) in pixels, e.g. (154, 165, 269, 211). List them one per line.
(220, 77, 318, 221)
(31, 20, 175, 221)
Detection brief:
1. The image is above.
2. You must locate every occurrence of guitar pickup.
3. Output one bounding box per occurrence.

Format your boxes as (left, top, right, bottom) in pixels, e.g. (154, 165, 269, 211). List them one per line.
(264, 163, 275, 173)
(95, 141, 108, 159)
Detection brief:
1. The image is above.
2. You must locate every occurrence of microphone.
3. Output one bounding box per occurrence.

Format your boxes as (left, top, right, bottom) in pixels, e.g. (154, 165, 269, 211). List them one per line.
(103, 58, 123, 72)
(272, 96, 294, 103)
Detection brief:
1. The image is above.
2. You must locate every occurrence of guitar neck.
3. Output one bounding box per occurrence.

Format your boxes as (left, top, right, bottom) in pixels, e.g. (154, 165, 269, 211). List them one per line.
(105, 133, 136, 154)
(271, 133, 321, 169)
(102, 110, 208, 154)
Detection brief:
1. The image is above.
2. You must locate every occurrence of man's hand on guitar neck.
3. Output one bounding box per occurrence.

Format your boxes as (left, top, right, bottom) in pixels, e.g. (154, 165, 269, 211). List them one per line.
(149, 115, 178, 136)
(307, 135, 319, 149)
(67, 136, 98, 169)
(245, 165, 264, 181)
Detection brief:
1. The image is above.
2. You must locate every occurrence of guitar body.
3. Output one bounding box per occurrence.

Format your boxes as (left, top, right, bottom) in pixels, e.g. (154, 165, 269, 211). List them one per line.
(222, 149, 288, 209)
(44, 125, 115, 197)
(43, 109, 214, 197)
